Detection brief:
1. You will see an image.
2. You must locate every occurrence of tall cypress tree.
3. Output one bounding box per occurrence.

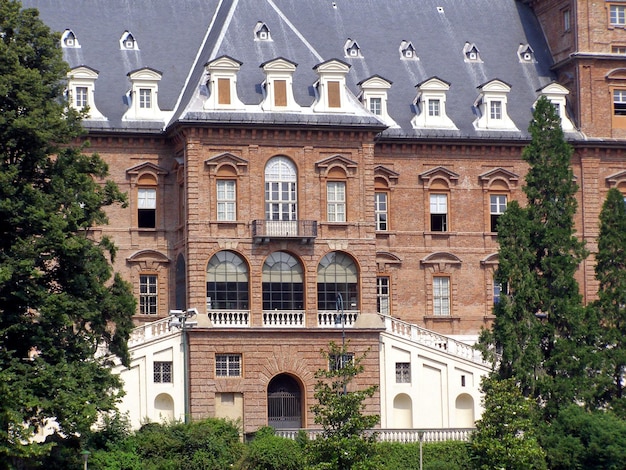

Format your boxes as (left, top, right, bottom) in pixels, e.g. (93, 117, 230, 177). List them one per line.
(0, 0, 135, 465)
(590, 188, 626, 415)
(479, 97, 588, 417)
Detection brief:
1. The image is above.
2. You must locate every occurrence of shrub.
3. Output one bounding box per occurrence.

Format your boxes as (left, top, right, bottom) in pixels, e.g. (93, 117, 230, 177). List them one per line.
(237, 426, 304, 470)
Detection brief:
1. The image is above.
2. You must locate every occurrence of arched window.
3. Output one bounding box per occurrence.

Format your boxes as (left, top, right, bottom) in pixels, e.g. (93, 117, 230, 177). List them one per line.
(317, 252, 359, 310)
(262, 252, 304, 310)
(206, 251, 249, 310)
(265, 157, 297, 221)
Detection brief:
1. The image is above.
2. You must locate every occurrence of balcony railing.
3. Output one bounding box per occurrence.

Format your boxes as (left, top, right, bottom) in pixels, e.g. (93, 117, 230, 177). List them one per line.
(317, 311, 359, 327)
(275, 428, 474, 443)
(208, 310, 250, 327)
(252, 220, 317, 243)
(263, 310, 305, 327)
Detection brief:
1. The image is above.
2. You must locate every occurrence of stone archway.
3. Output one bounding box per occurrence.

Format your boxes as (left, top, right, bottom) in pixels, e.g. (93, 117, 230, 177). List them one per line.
(267, 374, 302, 429)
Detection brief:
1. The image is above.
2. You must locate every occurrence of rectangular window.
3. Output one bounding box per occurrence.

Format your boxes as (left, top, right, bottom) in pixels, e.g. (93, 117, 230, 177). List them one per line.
(217, 180, 236, 221)
(377, 276, 390, 315)
(140, 275, 158, 315)
(153, 361, 172, 383)
(216, 354, 241, 377)
(329, 353, 354, 371)
(328, 80, 341, 108)
(375, 192, 388, 231)
(490, 194, 507, 232)
(490, 100, 502, 120)
(138, 188, 156, 228)
(327, 181, 346, 222)
(274, 80, 287, 107)
(430, 194, 448, 232)
(139, 88, 152, 109)
(369, 97, 382, 115)
(218, 78, 231, 105)
(493, 282, 503, 305)
(433, 277, 450, 316)
(611, 4, 626, 25)
(395, 362, 411, 383)
(614, 89, 626, 115)
(75, 86, 88, 108)
(612, 46, 626, 54)
(428, 99, 441, 117)
(563, 9, 571, 32)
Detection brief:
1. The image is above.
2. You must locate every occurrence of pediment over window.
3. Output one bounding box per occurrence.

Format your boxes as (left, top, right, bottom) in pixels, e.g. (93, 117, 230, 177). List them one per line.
(204, 56, 245, 110)
(412, 76, 457, 130)
(127, 249, 170, 264)
(67, 66, 106, 120)
(312, 59, 352, 113)
(419, 166, 459, 188)
(126, 162, 169, 177)
(205, 152, 249, 174)
(535, 83, 576, 132)
(421, 251, 462, 266)
(480, 253, 499, 266)
(606, 170, 626, 187)
(260, 57, 299, 111)
(606, 68, 626, 80)
(376, 251, 402, 268)
(479, 168, 519, 189)
(315, 155, 358, 176)
(374, 165, 399, 185)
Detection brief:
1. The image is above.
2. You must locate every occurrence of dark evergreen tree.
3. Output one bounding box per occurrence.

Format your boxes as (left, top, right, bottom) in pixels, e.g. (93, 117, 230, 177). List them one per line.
(589, 187, 626, 415)
(478, 97, 589, 417)
(0, 0, 135, 465)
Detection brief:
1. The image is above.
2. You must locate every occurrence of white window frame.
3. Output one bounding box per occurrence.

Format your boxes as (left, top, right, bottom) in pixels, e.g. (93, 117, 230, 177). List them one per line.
(217, 180, 236, 221)
(369, 97, 382, 115)
(216, 354, 242, 377)
(490, 194, 507, 232)
(140, 274, 158, 315)
(138, 187, 157, 228)
(265, 157, 297, 221)
(375, 191, 388, 231)
(428, 99, 441, 117)
(430, 193, 448, 232)
(433, 276, 450, 316)
(327, 181, 346, 222)
(75, 86, 88, 108)
(377, 276, 390, 315)
(614, 89, 626, 115)
(490, 100, 502, 120)
(611, 4, 626, 26)
(139, 88, 152, 109)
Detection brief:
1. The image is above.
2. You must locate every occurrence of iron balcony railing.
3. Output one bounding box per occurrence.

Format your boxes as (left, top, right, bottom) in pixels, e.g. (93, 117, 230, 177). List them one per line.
(252, 220, 317, 242)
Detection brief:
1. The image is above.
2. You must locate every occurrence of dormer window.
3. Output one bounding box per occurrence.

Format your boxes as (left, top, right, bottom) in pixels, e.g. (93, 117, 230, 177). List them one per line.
(399, 40, 418, 60)
(463, 42, 482, 63)
(66, 66, 106, 120)
(412, 77, 457, 130)
(518, 44, 535, 63)
(473, 79, 518, 131)
(120, 31, 138, 50)
(61, 29, 80, 48)
(122, 67, 164, 121)
(254, 22, 271, 41)
(203, 56, 245, 110)
(357, 75, 397, 126)
(344, 39, 362, 58)
(536, 83, 576, 132)
(260, 57, 300, 111)
(312, 59, 351, 113)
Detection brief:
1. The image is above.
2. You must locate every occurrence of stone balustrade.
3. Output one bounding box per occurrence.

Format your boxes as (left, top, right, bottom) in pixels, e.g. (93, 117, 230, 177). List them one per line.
(317, 310, 359, 327)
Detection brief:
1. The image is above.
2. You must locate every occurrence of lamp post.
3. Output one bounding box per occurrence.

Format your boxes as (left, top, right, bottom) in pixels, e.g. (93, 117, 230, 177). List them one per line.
(169, 308, 198, 424)
(81, 450, 90, 470)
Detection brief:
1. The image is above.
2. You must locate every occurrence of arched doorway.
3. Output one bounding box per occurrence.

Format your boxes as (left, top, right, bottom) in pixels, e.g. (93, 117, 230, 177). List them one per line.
(267, 374, 302, 429)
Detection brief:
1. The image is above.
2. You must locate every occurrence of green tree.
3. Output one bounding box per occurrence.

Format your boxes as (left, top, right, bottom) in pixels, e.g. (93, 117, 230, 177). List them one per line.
(469, 377, 547, 470)
(307, 341, 380, 470)
(478, 97, 589, 416)
(589, 187, 626, 414)
(0, 0, 135, 466)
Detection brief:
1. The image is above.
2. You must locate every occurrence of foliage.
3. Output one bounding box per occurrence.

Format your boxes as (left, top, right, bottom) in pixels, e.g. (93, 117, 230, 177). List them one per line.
(307, 341, 380, 470)
(0, 0, 136, 465)
(587, 187, 626, 414)
(375, 440, 470, 470)
(540, 405, 626, 470)
(469, 376, 547, 470)
(236, 426, 304, 470)
(478, 97, 590, 417)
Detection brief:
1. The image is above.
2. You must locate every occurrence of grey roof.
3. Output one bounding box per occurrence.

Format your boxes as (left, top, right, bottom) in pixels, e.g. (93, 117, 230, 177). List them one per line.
(23, 0, 577, 140)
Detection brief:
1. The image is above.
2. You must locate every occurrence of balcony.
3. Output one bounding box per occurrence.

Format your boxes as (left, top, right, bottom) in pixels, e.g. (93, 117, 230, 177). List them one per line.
(252, 220, 317, 243)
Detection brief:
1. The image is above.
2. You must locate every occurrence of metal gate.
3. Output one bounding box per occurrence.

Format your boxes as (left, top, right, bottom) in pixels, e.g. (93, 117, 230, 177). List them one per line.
(267, 375, 302, 429)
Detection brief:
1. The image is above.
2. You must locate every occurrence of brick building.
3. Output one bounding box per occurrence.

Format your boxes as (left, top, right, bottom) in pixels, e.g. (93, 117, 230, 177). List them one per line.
(24, 0, 626, 432)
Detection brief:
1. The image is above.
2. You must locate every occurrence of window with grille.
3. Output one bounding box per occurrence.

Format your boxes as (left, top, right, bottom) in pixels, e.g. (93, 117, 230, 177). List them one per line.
(139, 88, 152, 108)
(154, 361, 172, 383)
(395, 362, 411, 383)
(428, 99, 441, 117)
(327, 181, 346, 222)
(140, 275, 158, 315)
(430, 194, 448, 232)
(377, 276, 390, 315)
(375, 192, 388, 231)
(490, 100, 502, 120)
(265, 157, 297, 221)
(369, 97, 382, 115)
(216, 354, 241, 377)
(217, 180, 236, 221)
(490, 194, 507, 232)
(75, 87, 88, 108)
(433, 276, 450, 316)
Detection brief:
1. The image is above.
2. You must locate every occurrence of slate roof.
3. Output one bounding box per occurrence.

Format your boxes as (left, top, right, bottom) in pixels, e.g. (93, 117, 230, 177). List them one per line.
(23, 0, 579, 140)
